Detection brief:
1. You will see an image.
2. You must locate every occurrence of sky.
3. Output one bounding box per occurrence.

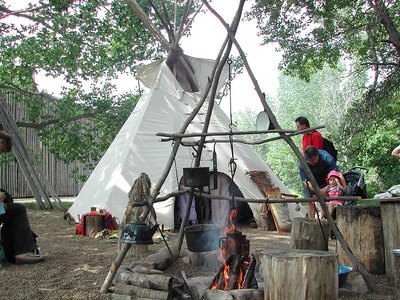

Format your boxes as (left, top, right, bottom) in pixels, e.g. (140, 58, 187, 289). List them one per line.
(179, 1, 282, 114)
(9, 0, 282, 114)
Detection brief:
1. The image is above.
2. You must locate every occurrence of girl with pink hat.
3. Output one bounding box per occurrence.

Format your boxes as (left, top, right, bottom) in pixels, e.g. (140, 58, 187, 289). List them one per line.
(321, 170, 347, 219)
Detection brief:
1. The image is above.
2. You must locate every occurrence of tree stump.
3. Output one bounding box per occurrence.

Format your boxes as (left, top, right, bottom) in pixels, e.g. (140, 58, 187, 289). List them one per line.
(380, 200, 400, 283)
(263, 248, 338, 300)
(290, 218, 329, 251)
(336, 205, 384, 274)
(129, 245, 149, 259)
(391, 250, 400, 298)
(85, 215, 104, 237)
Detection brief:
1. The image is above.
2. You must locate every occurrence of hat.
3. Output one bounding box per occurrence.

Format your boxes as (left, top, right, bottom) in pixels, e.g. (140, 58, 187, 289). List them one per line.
(326, 170, 341, 183)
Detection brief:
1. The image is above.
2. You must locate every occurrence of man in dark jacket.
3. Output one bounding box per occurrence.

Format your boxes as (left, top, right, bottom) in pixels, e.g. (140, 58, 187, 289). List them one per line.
(299, 146, 343, 218)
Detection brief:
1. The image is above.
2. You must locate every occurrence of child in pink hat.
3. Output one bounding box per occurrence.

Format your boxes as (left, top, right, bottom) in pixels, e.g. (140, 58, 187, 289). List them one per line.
(321, 170, 347, 219)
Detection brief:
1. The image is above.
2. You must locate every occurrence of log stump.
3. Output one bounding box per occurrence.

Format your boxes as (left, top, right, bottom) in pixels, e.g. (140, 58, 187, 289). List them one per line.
(85, 215, 104, 237)
(392, 250, 400, 298)
(380, 200, 400, 284)
(263, 248, 338, 300)
(290, 218, 329, 251)
(336, 206, 385, 274)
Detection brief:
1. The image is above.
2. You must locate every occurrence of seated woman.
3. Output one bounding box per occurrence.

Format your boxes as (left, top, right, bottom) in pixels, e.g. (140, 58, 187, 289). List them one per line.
(0, 131, 44, 264)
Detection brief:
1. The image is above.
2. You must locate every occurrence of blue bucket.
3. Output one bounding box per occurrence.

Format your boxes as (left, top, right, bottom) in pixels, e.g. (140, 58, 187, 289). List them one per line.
(338, 265, 352, 287)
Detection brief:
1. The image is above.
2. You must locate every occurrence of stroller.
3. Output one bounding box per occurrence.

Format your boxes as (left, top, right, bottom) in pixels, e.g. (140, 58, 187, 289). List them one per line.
(343, 166, 368, 205)
(328, 166, 368, 239)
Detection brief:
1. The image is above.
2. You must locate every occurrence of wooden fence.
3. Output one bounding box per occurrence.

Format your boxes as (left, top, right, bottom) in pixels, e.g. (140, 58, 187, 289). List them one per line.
(0, 90, 88, 198)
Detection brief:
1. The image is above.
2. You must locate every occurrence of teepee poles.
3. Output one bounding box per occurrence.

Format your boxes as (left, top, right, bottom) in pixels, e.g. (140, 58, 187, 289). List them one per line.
(101, 0, 245, 293)
(0, 93, 65, 210)
(203, 0, 376, 292)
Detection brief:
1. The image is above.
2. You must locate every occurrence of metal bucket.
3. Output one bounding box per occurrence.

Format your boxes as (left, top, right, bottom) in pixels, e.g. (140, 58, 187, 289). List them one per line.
(184, 224, 221, 252)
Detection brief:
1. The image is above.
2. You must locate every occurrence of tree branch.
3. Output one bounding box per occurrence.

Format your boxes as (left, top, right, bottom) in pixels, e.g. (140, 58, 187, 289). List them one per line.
(370, 0, 400, 56)
(15, 112, 97, 129)
(0, 5, 53, 29)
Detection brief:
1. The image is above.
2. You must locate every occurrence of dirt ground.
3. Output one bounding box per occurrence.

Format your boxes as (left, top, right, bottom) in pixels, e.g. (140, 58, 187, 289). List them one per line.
(0, 208, 397, 300)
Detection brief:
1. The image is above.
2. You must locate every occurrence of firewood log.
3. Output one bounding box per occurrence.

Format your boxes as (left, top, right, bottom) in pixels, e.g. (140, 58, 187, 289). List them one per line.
(113, 283, 169, 299)
(117, 272, 172, 291)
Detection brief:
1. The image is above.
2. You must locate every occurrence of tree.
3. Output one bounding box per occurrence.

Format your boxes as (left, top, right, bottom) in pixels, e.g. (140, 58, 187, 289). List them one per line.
(246, 0, 400, 131)
(235, 63, 366, 196)
(0, 0, 199, 168)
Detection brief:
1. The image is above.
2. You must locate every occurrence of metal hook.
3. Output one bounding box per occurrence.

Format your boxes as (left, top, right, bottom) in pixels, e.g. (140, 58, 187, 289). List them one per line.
(191, 145, 199, 158)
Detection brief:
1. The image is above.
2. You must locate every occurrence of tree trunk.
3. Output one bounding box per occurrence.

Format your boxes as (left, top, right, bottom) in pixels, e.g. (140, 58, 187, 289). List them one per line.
(85, 215, 104, 237)
(336, 206, 385, 274)
(290, 218, 329, 251)
(380, 200, 400, 283)
(392, 250, 400, 299)
(263, 248, 338, 300)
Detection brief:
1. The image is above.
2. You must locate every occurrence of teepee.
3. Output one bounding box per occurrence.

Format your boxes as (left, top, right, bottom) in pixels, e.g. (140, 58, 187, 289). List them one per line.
(67, 54, 305, 229)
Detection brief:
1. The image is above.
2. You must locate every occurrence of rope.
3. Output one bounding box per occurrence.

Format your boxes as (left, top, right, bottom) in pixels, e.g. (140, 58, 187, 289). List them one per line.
(226, 59, 237, 207)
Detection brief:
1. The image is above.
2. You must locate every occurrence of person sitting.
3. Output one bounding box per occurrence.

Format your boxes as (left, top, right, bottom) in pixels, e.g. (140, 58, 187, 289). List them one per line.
(320, 170, 346, 219)
(0, 131, 44, 264)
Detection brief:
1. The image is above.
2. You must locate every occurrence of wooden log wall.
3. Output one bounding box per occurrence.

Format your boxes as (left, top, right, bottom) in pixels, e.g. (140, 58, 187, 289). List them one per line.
(336, 206, 385, 275)
(0, 90, 88, 198)
(380, 200, 400, 284)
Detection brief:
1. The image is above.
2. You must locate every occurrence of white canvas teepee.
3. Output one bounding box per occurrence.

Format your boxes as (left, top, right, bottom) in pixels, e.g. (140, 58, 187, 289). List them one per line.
(68, 55, 305, 229)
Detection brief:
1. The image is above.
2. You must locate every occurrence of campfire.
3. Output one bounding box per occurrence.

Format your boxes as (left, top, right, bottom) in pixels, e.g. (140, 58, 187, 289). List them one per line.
(209, 209, 258, 291)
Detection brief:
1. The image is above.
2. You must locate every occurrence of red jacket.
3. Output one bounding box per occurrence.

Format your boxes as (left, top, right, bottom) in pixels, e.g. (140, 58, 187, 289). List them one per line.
(302, 131, 323, 152)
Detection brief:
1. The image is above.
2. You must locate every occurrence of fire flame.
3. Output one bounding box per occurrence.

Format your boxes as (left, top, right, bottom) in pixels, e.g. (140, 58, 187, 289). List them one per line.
(210, 279, 218, 290)
(224, 209, 238, 235)
(210, 209, 254, 291)
(222, 261, 231, 290)
(237, 258, 250, 289)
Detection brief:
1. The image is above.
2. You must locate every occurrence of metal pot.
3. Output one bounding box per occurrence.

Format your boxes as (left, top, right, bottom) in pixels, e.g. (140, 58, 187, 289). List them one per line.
(184, 224, 221, 252)
(183, 167, 210, 188)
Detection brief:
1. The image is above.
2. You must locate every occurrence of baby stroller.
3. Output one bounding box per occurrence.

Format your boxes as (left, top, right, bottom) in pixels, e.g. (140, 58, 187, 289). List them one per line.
(328, 166, 368, 239)
(343, 166, 368, 205)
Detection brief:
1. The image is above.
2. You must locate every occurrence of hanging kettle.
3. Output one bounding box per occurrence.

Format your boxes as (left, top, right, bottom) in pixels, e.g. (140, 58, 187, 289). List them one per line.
(122, 220, 159, 245)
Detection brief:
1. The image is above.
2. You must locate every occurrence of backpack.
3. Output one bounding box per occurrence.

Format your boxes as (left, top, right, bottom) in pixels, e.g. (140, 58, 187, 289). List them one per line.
(322, 138, 338, 161)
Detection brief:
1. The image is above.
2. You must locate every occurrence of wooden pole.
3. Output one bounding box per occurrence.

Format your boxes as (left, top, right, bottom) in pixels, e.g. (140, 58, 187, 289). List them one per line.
(0, 95, 45, 208)
(203, 0, 376, 292)
(157, 125, 325, 139)
(0, 94, 66, 210)
(101, 0, 242, 294)
(177, 0, 245, 252)
(154, 189, 360, 203)
(100, 243, 131, 294)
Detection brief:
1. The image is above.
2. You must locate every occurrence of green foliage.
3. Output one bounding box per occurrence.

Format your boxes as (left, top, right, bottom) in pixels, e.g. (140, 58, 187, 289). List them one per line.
(234, 63, 367, 196)
(234, 107, 302, 195)
(37, 86, 139, 164)
(247, 0, 400, 131)
(0, 0, 200, 176)
(244, 1, 400, 196)
(247, 1, 399, 79)
(343, 100, 400, 195)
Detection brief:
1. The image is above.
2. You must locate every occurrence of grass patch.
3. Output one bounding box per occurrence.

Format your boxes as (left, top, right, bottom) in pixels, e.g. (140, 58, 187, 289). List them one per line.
(20, 200, 74, 210)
